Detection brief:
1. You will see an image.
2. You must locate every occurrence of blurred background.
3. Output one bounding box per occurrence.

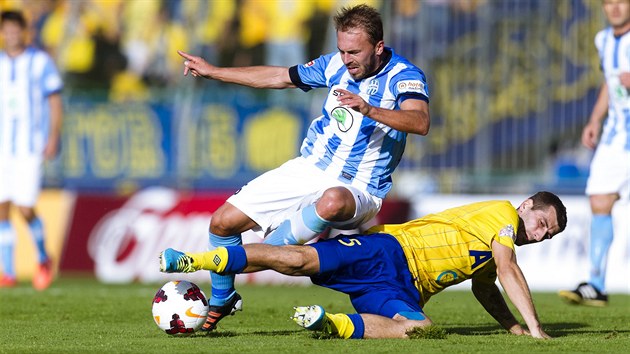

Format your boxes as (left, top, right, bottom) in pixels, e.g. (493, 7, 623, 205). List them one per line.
(1, 0, 627, 292)
(0, 0, 602, 194)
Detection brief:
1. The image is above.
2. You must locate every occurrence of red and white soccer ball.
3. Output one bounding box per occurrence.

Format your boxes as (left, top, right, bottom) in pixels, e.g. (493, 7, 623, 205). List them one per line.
(151, 280, 209, 335)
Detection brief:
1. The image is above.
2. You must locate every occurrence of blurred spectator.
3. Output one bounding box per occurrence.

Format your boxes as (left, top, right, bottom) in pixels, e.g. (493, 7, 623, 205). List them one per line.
(264, 0, 312, 68)
(234, 0, 267, 67)
(183, 0, 236, 68)
(264, 0, 314, 105)
(305, 0, 334, 60)
(37, 0, 126, 95)
(111, 1, 191, 101)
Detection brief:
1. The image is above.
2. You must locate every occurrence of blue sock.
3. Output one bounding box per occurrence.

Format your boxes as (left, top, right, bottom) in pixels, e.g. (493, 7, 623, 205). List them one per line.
(28, 217, 48, 264)
(264, 205, 330, 245)
(264, 219, 296, 245)
(589, 214, 614, 292)
(223, 246, 247, 273)
(209, 232, 242, 306)
(0, 221, 15, 277)
(347, 313, 365, 339)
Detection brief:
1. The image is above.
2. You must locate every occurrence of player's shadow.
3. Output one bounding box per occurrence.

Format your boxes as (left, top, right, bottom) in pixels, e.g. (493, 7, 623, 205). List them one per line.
(544, 323, 630, 337)
(446, 322, 589, 337)
(189, 330, 300, 338)
(249, 330, 302, 337)
(445, 325, 511, 336)
(199, 331, 239, 338)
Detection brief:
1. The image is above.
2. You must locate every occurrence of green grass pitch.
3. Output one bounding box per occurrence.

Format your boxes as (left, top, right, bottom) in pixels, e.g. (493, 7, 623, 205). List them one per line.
(1, 277, 628, 353)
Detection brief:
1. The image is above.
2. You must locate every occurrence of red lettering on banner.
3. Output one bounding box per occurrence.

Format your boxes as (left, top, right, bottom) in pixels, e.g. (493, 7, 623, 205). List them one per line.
(61, 188, 233, 283)
(60, 187, 410, 285)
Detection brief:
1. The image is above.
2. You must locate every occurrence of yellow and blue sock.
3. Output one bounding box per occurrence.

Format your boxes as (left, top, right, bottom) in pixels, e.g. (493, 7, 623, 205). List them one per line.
(326, 313, 365, 339)
(209, 233, 242, 306)
(189, 246, 247, 274)
(589, 214, 614, 292)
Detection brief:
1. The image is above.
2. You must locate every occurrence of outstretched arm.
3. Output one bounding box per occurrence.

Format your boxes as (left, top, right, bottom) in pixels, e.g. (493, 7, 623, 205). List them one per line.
(492, 240, 550, 339)
(177, 50, 295, 89)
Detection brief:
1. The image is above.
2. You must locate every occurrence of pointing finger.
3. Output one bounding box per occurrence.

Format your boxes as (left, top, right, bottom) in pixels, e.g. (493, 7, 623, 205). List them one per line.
(177, 50, 193, 60)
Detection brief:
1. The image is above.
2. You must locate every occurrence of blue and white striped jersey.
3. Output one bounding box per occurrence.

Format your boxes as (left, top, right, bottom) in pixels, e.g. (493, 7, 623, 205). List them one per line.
(595, 28, 630, 151)
(290, 47, 429, 198)
(0, 46, 63, 157)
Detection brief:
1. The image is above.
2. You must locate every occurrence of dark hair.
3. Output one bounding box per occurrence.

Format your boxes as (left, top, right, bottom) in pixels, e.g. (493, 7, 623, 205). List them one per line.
(333, 4, 383, 45)
(1, 10, 27, 28)
(529, 191, 567, 232)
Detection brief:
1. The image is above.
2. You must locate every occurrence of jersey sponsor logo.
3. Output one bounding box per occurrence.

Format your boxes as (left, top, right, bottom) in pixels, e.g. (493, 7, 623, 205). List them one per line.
(366, 79, 379, 95)
(304, 60, 315, 67)
(397, 80, 426, 94)
(331, 106, 353, 132)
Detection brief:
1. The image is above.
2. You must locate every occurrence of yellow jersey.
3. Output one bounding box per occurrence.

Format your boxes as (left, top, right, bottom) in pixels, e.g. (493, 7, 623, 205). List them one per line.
(367, 201, 518, 306)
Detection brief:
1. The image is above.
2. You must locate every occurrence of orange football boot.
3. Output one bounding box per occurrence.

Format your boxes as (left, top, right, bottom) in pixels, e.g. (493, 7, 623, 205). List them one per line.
(32, 259, 54, 291)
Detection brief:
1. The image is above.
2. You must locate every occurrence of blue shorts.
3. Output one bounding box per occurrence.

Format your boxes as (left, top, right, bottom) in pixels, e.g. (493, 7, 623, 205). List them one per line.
(309, 233, 423, 318)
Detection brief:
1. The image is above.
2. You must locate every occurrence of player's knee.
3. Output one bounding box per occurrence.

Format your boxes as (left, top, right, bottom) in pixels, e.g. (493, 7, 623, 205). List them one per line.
(209, 216, 233, 236)
(284, 246, 318, 274)
(16, 206, 35, 222)
(209, 203, 252, 236)
(589, 194, 618, 214)
(317, 188, 355, 221)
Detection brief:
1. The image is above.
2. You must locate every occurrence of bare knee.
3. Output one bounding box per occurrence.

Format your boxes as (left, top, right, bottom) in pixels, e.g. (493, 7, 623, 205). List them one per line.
(589, 194, 618, 214)
(209, 203, 257, 236)
(245, 244, 319, 275)
(283, 246, 319, 275)
(0, 202, 10, 221)
(316, 187, 355, 221)
(16, 206, 36, 222)
(280, 246, 319, 275)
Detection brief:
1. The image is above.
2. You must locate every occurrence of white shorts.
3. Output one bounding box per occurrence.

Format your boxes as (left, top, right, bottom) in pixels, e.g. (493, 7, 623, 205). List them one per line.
(585, 144, 630, 200)
(227, 157, 382, 237)
(0, 154, 43, 207)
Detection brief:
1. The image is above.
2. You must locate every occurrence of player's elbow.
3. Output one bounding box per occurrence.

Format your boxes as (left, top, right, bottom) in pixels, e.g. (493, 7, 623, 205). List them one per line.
(416, 120, 430, 136)
(412, 111, 430, 136)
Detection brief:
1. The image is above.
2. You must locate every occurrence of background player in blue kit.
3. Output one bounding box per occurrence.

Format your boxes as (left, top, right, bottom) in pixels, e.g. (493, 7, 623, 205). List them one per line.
(176, 4, 430, 332)
(559, 0, 630, 307)
(0, 10, 63, 290)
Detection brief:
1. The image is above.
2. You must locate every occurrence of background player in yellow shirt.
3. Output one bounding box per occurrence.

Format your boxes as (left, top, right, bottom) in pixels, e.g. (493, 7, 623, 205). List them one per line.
(160, 191, 567, 339)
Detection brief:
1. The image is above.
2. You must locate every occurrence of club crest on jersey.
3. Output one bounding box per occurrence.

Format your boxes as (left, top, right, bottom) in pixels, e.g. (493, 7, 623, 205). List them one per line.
(331, 106, 353, 132)
(436, 270, 458, 285)
(366, 79, 379, 95)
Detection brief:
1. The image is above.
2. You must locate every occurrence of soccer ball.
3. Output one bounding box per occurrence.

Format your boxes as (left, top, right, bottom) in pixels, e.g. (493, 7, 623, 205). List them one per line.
(151, 280, 209, 335)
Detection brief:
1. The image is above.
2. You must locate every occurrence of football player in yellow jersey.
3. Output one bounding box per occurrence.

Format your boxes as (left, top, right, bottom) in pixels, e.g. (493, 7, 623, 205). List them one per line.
(159, 191, 567, 339)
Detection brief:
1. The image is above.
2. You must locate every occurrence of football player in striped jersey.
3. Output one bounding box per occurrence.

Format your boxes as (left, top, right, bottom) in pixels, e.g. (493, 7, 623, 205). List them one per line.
(0, 10, 63, 290)
(176, 4, 430, 332)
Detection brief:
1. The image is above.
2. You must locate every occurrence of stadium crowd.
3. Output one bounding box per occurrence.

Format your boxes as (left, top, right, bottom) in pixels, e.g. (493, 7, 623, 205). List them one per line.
(0, 0, 488, 102)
